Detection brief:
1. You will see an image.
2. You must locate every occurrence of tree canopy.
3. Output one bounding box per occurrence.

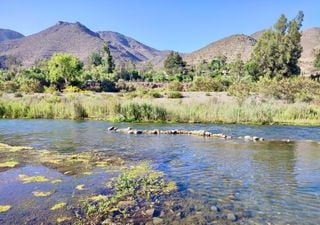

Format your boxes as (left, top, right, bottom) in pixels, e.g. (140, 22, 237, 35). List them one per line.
(48, 53, 83, 89)
(250, 11, 304, 79)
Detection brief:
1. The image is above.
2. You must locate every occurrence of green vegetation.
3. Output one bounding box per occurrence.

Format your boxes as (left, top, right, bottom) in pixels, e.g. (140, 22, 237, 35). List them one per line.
(0, 12, 319, 125)
(0, 205, 12, 213)
(75, 162, 177, 224)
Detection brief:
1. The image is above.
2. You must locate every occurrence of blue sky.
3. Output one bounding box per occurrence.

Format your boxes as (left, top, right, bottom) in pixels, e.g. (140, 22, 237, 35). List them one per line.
(0, 0, 319, 53)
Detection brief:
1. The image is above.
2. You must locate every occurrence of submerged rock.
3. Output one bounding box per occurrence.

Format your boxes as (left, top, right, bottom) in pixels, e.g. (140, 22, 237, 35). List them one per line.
(107, 126, 115, 131)
(153, 217, 164, 224)
(227, 213, 237, 221)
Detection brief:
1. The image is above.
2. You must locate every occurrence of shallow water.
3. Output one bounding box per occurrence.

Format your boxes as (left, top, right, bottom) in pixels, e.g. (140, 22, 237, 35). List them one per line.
(0, 119, 320, 224)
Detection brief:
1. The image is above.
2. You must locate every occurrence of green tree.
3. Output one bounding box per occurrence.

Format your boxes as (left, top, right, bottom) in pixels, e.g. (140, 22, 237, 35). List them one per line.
(314, 50, 320, 70)
(102, 43, 115, 73)
(228, 54, 246, 83)
(250, 12, 303, 79)
(88, 51, 103, 67)
(48, 53, 83, 90)
(274, 14, 287, 35)
(163, 51, 187, 77)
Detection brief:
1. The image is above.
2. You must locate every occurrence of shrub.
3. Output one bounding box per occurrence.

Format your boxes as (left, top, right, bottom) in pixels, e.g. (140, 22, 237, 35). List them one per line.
(191, 77, 224, 92)
(14, 92, 23, 98)
(228, 82, 252, 106)
(149, 91, 162, 98)
(256, 76, 320, 103)
(19, 79, 44, 93)
(115, 79, 136, 92)
(64, 85, 82, 93)
(1, 81, 19, 93)
(167, 81, 183, 91)
(167, 91, 183, 98)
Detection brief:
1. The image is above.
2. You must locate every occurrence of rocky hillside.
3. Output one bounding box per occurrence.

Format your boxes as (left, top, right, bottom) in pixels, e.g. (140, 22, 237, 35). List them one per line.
(300, 28, 320, 74)
(0, 29, 24, 42)
(0, 21, 167, 67)
(184, 34, 257, 65)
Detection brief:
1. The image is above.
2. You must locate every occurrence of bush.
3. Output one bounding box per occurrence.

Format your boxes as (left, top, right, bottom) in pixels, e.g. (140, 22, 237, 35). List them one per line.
(64, 85, 82, 93)
(44, 85, 58, 94)
(256, 76, 320, 103)
(19, 79, 44, 93)
(115, 79, 136, 92)
(149, 91, 162, 98)
(228, 82, 252, 106)
(167, 91, 183, 98)
(167, 81, 183, 91)
(14, 92, 23, 98)
(191, 77, 224, 92)
(1, 81, 19, 93)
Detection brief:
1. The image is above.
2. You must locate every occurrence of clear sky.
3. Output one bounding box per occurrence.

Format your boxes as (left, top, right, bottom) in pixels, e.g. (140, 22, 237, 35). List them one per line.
(0, 0, 319, 53)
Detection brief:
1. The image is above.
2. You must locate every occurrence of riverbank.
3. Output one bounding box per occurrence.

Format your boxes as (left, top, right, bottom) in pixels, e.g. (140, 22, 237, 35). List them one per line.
(1, 92, 320, 126)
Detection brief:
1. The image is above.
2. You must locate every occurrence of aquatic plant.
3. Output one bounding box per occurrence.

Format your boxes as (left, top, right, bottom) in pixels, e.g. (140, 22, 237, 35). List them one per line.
(75, 162, 177, 224)
(0, 161, 19, 168)
(0, 205, 12, 213)
(32, 191, 52, 197)
(50, 202, 66, 210)
(19, 174, 50, 183)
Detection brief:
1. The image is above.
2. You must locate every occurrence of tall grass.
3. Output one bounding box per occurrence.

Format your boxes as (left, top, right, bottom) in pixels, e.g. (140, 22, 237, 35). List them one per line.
(0, 93, 320, 125)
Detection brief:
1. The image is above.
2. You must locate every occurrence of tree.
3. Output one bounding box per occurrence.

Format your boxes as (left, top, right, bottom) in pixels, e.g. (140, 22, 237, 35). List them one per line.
(314, 50, 320, 70)
(274, 14, 287, 35)
(250, 12, 303, 79)
(102, 43, 115, 74)
(228, 54, 246, 83)
(163, 51, 187, 76)
(88, 51, 103, 67)
(48, 53, 83, 90)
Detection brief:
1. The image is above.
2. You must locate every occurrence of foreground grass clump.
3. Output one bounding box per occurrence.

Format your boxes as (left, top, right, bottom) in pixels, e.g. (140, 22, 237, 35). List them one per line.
(75, 162, 177, 224)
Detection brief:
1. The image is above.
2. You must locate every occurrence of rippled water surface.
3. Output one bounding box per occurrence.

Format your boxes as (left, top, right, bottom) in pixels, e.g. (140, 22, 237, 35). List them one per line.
(0, 119, 320, 224)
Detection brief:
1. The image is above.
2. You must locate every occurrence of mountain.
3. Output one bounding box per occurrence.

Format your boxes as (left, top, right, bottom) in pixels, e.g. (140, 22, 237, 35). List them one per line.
(250, 29, 267, 40)
(0, 21, 167, 67)
(0, 29, 24, 42)
(300, 28, 320, 74)
(98, 31, 168, 63)
(184, 34, 257, 65)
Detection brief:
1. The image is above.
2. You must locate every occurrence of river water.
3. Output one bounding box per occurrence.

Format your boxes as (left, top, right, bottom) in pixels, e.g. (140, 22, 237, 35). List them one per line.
(0, 119, 319, 224)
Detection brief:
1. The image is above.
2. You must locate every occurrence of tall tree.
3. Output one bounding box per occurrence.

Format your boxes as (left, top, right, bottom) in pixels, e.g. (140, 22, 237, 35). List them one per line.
(163, 51, 187, 76)
(250, 12, 303, 79)
(102, 43, 115, 74)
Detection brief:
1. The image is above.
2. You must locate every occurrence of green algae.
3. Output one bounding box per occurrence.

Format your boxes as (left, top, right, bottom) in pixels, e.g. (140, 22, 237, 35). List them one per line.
(0, 161, 19, 168)
(19, 174, 49, 183)
(50, 202, 66, 210)
(0, 143, 33, 152)
(51, 179, 62, 184)
(56, 216, 71, 223)
(89, 195, 108, 202)
(0, 205, 12, 213)
(76, 184, 85, 191)
(32, 191, 52, 197)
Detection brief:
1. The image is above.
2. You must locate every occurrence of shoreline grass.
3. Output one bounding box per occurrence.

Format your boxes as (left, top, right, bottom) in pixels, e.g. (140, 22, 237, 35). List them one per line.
(1, 92, 320, 126)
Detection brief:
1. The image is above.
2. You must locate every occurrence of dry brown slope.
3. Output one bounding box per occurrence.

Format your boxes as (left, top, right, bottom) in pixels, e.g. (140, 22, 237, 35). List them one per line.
(300, 28, 320, 74)
(184, 34, 257, 65)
